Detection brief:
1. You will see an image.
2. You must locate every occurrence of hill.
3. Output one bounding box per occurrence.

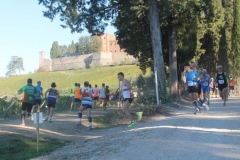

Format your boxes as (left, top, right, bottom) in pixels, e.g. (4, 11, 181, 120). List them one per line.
(0, 65, 146, 96)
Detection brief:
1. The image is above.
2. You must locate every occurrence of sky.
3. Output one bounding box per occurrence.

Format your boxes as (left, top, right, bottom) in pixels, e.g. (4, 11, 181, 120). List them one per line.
(0, 0, 116, 77)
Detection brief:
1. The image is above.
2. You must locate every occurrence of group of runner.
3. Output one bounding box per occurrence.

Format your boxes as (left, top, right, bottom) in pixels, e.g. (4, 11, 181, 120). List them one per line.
(184, 63, 232, 114)
(17, 79, 59, 126)
(17, 72, 143, 129)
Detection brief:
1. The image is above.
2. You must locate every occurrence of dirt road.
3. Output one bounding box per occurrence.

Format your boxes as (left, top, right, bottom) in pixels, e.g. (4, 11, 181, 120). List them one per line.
(1, 97, 240, 160)
(35, 97, 240, 160)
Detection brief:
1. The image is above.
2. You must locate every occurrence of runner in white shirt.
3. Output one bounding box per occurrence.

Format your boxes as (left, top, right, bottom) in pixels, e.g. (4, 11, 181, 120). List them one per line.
(117, 72, 143, 127)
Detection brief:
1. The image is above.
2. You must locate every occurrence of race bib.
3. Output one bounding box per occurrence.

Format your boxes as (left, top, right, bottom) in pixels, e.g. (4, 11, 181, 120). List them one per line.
(188, 81, 194, 86)
(218, 80, 224, 84)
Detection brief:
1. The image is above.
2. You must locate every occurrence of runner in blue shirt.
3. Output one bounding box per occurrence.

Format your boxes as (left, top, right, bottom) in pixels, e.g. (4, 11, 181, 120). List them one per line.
(184, 63, 201, 114)
(200, 69, 210, 111)
(31, 81, 43, 116)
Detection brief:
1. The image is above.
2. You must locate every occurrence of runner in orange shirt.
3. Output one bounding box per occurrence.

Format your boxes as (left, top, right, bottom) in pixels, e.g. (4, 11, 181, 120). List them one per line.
(229, 78, 235, 97)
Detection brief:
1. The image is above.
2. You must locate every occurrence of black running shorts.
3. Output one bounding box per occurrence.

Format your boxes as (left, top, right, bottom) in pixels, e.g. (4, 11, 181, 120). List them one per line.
(22, 102, 33, 112)
(188, 86, 198, 93)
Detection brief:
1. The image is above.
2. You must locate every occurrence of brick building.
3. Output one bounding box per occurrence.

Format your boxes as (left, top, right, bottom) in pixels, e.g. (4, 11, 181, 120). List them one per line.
(98, 33, 124, 52)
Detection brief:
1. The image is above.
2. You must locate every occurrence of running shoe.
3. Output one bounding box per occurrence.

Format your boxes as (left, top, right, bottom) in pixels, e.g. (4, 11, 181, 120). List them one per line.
(76, 121, 81, 126)
(44, 117, 48, 121)
(128, 122, 136, 127)
(203, 104, 209, 111)
(87, 126, 92, 131)
(194, 108, 199, 114)
(49, 119, 52, 123)
(137, 112, 143, 121)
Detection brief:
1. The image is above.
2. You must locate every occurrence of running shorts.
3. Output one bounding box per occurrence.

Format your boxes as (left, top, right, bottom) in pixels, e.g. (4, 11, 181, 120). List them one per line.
(188, 86, 198, 93)
(22, 102, 33, 112)
(123, 98, 133, 104)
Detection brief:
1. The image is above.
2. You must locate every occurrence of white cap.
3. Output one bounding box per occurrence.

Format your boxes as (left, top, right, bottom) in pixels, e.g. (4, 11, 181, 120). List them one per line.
(217, 65, 222, 69)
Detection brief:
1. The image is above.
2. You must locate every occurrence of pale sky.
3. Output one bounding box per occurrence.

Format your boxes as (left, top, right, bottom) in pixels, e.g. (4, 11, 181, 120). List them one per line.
(0, 0, 116, 77)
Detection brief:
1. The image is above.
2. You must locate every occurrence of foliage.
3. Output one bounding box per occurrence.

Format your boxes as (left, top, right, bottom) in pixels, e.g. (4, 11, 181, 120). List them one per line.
(78, 36, 101, 54)
(67, 40, 76, 54)
(6, 56, 24, 76)
(230, 0, 240, 78)
(0, 134, 68, 160)
(50, 41, 62, 58)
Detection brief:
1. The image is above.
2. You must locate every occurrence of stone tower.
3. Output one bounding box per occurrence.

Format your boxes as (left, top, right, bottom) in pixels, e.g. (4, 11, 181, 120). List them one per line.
(39, 51, 46, 68)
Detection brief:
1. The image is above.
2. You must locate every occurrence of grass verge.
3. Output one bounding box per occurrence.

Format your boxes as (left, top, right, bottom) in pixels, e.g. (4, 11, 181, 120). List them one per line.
(0, 134, 68, 160)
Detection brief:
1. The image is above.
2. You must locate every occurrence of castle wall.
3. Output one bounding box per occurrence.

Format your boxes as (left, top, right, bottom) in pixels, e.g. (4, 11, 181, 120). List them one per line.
(39, 52, 137, 72)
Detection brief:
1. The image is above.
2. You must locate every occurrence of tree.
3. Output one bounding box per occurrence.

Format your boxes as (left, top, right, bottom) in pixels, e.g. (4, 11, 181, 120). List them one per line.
(59, 45, 68, 56)
(78, 36, 101, 54)
(50, 41, 62, 58)
(67, 40, 76, 54)
(231, 0, 240, 78)
(38, 0, 167, 94)
(6, 57, 24, 76)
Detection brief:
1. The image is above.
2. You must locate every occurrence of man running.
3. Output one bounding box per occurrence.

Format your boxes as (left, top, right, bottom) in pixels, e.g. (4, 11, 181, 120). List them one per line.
(191, 63, 202, 106)
(184, 63, 201, 114)
(200, 69, 210, 110)
(117, 72, 143, 127)
(31, 81, 43, 116)
(74, 83, 82, 113)
(92, 84, 99, 109)
(70, 83, 77, 111)
(99, 83, 107, 110)
(215, 65, 229, 107)
(45, 82, 59, 123)
(18, 78, 38, 126)
(76, 81, 93, 130)
(229, 77, 235, 97)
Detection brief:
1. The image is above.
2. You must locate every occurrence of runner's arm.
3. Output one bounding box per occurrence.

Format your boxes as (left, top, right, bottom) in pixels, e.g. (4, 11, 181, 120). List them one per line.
(45, 89, 49, 99)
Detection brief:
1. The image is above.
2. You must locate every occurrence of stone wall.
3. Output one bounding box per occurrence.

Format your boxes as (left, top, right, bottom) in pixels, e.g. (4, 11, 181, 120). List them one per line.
(39, 52, 136, 72)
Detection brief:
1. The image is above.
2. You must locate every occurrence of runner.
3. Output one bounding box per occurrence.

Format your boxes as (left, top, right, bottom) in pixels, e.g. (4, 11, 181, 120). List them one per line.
(105, 85, 110, 109)
(215, 65, 229, 107)
(214, 82, 219, 98)
(44, 82, 59, 123)
(200, 69, 210, 110)
(209, 78, 214, 98)
(17, 78, 38, 126)
(92, 84, 99, 109)
(184, 63, 201, 114)
(74, 83, 82, 113)
(70, 83, 77, 111)
(31, 81, 43, 117)
(76, 81, 93, 130)
(229, 77, 235, 97)
(89, 84, 93, 99)
(99, 83, 107, 110)
(117, 72, 143, 127)
(191, 63, 203, 106)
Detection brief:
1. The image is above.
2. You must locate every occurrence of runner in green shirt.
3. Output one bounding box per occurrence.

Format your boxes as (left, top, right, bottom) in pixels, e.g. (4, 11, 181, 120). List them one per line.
(70, 83, 77, 111)
(18, 78, 38, 126)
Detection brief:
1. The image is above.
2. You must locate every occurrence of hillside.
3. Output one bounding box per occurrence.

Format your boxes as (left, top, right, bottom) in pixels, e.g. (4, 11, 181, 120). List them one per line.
(0, 65, 146, 96)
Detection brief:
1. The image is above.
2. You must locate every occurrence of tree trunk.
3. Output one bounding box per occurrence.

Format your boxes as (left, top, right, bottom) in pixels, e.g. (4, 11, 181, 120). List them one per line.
(148, 0, 166, 94)
(168, 17, 178, 98)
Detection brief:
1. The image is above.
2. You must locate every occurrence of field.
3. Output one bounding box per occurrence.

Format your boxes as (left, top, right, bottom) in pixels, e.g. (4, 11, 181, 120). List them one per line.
(0, 65, 147, 96)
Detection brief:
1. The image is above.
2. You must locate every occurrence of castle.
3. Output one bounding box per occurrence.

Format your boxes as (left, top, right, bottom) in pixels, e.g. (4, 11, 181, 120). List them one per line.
(39, 34, 136, 71)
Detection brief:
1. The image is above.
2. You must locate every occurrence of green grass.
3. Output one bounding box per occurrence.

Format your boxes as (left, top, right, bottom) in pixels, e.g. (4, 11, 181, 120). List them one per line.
(0, 134, 68, 160)
(93, 111, 123, 128)
(0, 65, 145, 96)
